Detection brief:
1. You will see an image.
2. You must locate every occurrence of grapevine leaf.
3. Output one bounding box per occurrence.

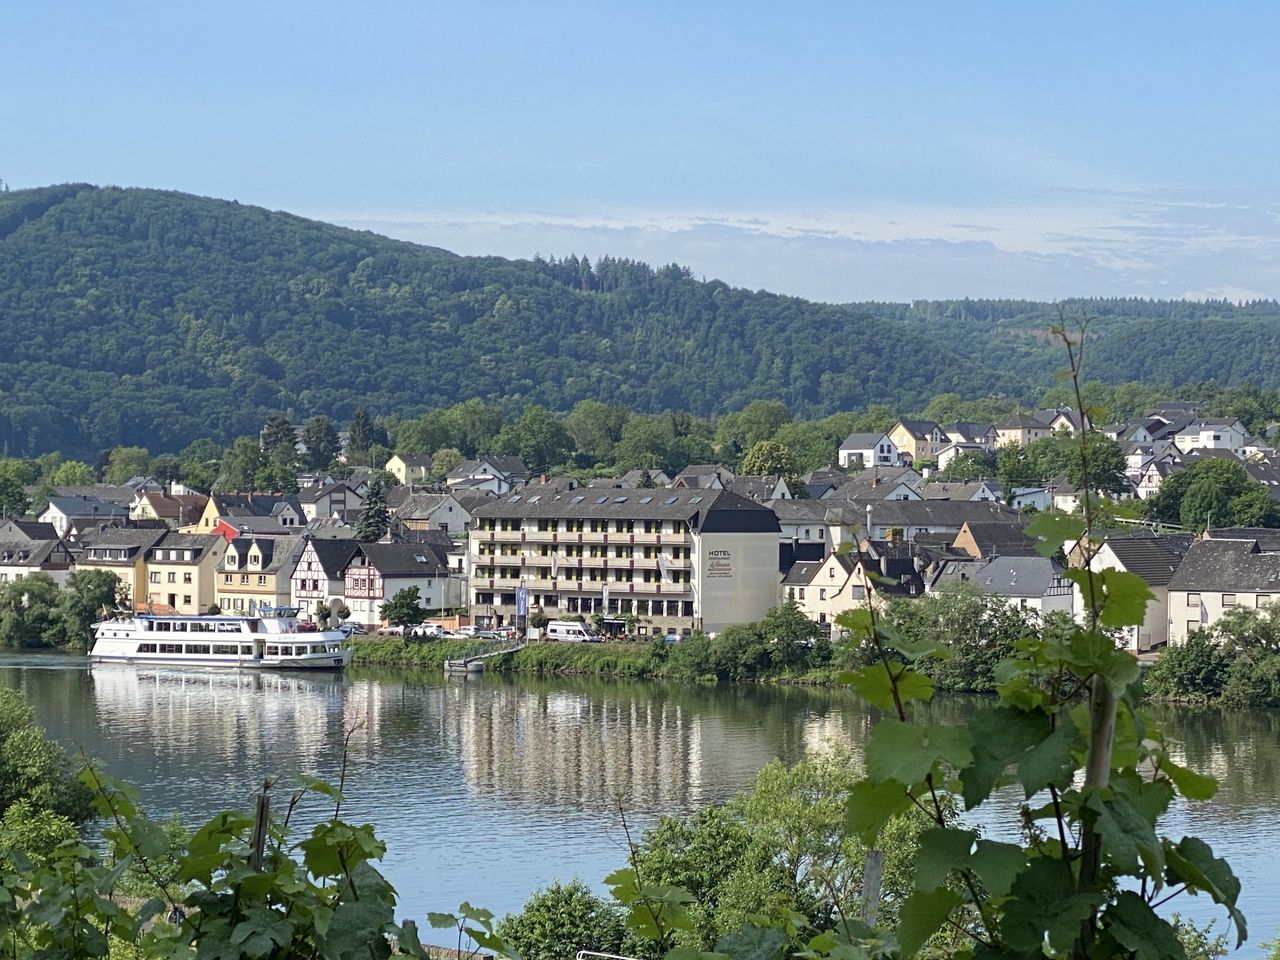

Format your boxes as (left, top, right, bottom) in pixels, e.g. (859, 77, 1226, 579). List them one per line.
(866, 719, 972, 786)
(914, 828, 976, 892)
(1105, 892, 1188, 960)
(897, 888, 960, 958)
(841, 665, 934, 710)
(1164, 837, 1247, 946)
(1160, 757, 1218, 801)
(1014, 715, 1080, 799)
(1082, 791, 1164, 878)
(1060, 620, 1142, 692)
(846, 778, 914, 845)
(960, 706, 1070, 809)
(1024, 512, 1085, 558)
(999, 858, 1102, 954)
(968, 841, 1027, 898)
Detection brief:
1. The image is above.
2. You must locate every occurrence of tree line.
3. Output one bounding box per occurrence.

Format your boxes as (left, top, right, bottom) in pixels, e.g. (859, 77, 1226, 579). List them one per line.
(9, 184, 1280, 459)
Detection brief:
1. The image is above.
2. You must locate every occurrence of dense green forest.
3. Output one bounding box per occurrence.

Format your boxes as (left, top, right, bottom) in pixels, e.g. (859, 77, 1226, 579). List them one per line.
(4, 183, 1280, 459)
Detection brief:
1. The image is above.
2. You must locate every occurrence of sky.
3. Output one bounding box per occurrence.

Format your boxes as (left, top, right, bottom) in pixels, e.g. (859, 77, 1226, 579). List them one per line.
(4, 2, 1280, 302)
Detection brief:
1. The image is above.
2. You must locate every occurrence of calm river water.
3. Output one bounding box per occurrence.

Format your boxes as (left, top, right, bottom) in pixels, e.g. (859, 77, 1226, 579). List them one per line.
(1, 654, 1276, 955)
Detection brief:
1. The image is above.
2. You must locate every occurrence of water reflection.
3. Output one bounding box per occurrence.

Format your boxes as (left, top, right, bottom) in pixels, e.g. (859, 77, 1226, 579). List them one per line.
(0, 656, 1275, 955)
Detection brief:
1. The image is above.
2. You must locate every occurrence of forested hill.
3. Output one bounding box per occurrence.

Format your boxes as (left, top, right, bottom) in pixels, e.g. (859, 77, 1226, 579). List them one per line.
(2, 183, 1279, 458)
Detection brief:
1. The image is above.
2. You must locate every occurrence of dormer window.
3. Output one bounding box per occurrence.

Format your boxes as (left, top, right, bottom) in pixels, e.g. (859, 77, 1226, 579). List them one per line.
(225, 554, 237, 568)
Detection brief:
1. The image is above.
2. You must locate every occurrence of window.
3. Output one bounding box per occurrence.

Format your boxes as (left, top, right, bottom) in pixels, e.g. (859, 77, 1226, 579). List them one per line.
(149, 572, 160, 584)
(819, 588, 827, 600)
(182, 595, 191, 606)
(224, 574, 232, 584)
(1222, 594, 1236, 607)
(240, 574, 249, 585)
(257, 575, 268, 586)
(1187, 621, 1199, 635)
(798, 588, 805, 600)
(167, 572, 176, 583)
(183, 572, 192, 584)
(1186, 593, 1200, 607)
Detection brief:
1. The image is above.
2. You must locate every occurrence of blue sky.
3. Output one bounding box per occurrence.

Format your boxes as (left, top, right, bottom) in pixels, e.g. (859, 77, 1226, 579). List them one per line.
(5, 2, 1280, 301)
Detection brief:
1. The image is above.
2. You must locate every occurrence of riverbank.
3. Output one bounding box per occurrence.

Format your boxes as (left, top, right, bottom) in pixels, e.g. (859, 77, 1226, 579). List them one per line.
(348, 636, 843, 686)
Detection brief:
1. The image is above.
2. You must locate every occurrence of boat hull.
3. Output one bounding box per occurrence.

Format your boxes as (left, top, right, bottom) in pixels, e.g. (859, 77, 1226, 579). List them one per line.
(89, 650, 353, 671)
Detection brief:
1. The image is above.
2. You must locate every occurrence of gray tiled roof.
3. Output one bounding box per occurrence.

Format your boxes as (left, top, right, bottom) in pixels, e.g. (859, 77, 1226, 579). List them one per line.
(472, 488, 779, 534)
(839, 432, 889, 449)
(1167, 538, 1280, 592)
(358, 542, 451, 577)
(936, 556, 1065, 598)
(1099, 534, 1193, 586)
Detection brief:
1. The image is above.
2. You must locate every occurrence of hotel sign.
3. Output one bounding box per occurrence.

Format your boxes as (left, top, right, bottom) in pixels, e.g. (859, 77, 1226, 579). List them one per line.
(707, 549, 733, 578)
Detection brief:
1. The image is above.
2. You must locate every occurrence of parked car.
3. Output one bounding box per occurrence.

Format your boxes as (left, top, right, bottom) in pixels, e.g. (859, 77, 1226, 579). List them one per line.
(409, 624, 443, 640)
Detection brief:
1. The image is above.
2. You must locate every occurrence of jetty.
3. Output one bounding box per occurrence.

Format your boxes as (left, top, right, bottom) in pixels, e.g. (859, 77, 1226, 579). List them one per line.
(443, 638, 527, 675)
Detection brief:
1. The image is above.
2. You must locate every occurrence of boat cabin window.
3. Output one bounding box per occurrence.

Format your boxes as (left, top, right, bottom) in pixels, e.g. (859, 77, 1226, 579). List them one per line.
(241, 645, 253, 655)
(137, 643, 157, 653)
(212, 644, 239, 655)
(266, 645, 279, 656)
(185, 644, 211, 655)
(278, 645, 293, 655)
(328, 644, 340, 653)
(158, 643, 182, 654)
(217, 623, 241, 633)
(155, 621, 171, 632)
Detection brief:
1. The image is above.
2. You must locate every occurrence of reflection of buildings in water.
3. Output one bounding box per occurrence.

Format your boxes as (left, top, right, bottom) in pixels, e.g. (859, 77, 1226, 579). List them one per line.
(89, 666, 348, 771)
(449, 684, 788, 811)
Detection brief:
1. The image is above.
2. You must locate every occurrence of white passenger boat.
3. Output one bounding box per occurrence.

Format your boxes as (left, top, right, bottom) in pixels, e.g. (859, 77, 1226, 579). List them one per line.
(90, 605, 353, 670)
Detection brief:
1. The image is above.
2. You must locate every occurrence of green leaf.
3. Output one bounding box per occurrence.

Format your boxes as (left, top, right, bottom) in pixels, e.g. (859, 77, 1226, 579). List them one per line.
(1105, 892, 1188, 960)
(959, 706, 1076, 809)
(713, 925, 790, 960)
(835, 608, 873, 637)
(294, 772, 344, 803)
(866, 719, 972, 787)
(1082, 791, 1164, 878)
(1164, 837, 1247, 946)
(914, 828, 976, 892)
(999, 858, 1101, 954)
(897, 888, 960, 957)
(1160, 757, 1218, 801)
(426, 912, 459, 929)
(1059, 621, 1141, 692)
(846, 778, 913, 845)
(1024, 511, 1085, 558)
(1097, 569, 1154, 628)
(967, 841, 1027, 899)
(841, 665, 934, 710)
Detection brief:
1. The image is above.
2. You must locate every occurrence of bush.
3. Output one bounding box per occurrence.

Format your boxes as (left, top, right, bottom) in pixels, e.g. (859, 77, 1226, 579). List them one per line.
(495, 880, 629, 960)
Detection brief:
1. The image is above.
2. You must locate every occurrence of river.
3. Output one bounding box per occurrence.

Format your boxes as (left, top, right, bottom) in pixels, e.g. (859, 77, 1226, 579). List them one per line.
(1, 654, 1275, 955)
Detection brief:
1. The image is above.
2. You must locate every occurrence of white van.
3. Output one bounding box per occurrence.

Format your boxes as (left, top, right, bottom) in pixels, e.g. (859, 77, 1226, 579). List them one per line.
(545, 620, 601, 643)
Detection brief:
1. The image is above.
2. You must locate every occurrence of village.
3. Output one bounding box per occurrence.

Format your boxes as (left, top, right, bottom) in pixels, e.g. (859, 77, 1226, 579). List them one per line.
(1, 399, 1274, 658)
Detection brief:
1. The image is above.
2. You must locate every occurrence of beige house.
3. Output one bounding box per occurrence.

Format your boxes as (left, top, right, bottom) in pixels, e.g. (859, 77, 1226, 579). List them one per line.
(184, 495, 306, 534)
(888, 420, 950, 464)
(215, 535, 307, 614)
(130, 491, 209, 529)
(1166, 536, 1280, 645)
(75, 528, 167, 610)
(142, 532, 227, 615)
(385, 454, 433, 485)
(995, 413, 1054, 448)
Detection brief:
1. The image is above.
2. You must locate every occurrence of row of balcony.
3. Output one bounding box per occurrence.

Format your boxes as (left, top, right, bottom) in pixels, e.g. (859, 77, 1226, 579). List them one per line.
(477, 578, 693, 595)
(470, 555, 693, 570)
(477, 530, 688, 546)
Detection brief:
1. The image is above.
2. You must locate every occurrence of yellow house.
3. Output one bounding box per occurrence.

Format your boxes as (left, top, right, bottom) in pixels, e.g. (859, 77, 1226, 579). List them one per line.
(142, 533, 227, 615)
(215, 535, 308, 614)
(182, 494, 307, 534)
(385, 454, 433, 485)
(75, 528, 168, 610)
(887, 420, 950, 464)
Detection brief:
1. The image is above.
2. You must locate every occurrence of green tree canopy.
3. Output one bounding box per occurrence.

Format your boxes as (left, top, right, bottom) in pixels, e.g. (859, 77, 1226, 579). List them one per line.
(103, 446, 151, 485)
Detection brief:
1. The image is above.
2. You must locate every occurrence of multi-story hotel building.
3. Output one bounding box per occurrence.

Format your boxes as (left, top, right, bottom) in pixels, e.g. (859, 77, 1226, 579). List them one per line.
(468, 489, 780, 634)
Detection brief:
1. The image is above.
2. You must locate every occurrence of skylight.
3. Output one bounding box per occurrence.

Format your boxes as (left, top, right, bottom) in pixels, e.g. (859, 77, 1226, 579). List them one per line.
(689, 496, 703, 504)
(639, 496, 653, 504)
(595, 497, 609, 504)
(613, 496, 628, 503)
(664, 496, 679, 505)
(570, 495, 585, 504)
(507, 495, 522, 503)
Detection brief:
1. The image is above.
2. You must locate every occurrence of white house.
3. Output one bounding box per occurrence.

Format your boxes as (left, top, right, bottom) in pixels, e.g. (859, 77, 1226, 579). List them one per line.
(1076, 534, 1190, 651)
(1166, 536, 1280, 645)
(1174, 418, 1249, 457)
(838, 433, 900, 470)
(931, 555, 1073, 616)
(444, 457, 529, 495)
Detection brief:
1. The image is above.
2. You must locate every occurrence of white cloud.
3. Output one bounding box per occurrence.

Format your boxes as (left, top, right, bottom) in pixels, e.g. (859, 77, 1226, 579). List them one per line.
(313, 189, 1280, 303)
